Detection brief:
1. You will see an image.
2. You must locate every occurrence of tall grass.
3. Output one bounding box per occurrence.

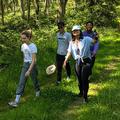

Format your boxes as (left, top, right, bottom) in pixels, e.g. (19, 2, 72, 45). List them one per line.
(0, 26, 120, 120)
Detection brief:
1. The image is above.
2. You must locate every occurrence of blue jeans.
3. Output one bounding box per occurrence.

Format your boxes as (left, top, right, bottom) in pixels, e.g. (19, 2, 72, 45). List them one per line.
(16, 62, 40, 95)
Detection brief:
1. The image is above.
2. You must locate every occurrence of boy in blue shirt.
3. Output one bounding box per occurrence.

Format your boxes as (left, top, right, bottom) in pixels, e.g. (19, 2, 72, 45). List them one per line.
(56, 21, 71, 85)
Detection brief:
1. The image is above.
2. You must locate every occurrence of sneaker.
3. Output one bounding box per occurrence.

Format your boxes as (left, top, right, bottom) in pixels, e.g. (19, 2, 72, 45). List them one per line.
(56, 81, 61, 86)
(36, 91, 40, 97)
(8, 101, 18, 107)
(83, 98, 88, 104)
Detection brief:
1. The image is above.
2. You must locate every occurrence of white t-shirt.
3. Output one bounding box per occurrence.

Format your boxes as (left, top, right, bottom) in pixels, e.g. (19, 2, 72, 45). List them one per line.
(68, 37, 93, 60)
(21, 43, 37, 63)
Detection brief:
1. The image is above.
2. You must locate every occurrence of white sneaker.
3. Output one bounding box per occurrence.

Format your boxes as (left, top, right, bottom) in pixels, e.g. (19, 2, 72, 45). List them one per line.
(8, 101, 18, 107)
(36, 91, 40, 97)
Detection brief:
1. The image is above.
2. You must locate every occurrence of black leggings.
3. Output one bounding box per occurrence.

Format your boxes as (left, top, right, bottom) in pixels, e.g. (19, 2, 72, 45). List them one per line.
(75, 58, 91, 99)
(56, 54, 71, 82)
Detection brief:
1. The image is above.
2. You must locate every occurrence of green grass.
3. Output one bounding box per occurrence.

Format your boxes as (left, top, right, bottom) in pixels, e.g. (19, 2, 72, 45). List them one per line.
(0, 27, 120, 120)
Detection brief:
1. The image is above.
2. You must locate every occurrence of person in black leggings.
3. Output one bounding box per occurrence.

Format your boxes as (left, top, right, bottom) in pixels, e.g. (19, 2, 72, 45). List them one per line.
(56, 21, 72, 85)
(63, 25, 98, 103)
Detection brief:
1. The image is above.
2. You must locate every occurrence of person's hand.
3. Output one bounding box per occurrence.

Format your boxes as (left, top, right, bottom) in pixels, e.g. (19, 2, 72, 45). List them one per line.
(63, 60, 67, 69)
(25, 70, 30, 77)
(92, 51, 96, 57)
(95, 33, 99, 40)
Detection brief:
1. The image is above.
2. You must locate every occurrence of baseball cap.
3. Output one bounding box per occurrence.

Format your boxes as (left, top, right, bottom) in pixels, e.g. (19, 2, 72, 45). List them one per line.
(72, 25, 81, 31)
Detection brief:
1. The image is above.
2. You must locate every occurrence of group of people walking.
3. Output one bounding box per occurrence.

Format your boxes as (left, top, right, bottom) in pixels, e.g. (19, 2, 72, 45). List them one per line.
(56, 21, 99, 103)
(63, 23, 99, 103)
(8, 21, 99, 107)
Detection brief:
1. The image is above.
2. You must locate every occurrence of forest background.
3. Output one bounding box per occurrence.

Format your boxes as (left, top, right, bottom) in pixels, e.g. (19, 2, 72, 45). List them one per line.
(0, 0, 120, 120)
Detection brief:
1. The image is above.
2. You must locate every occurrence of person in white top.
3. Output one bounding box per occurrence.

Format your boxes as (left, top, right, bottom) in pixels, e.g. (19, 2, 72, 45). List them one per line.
(63, 25, 98, 103)
(8, 29, 40, 107)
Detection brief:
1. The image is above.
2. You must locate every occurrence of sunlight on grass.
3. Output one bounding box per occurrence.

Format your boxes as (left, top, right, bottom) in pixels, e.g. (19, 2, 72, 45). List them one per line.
(99, 28, 120, 40)
(109, 71, 120, 78)
(0, 21, 120, 120)
(89, 83, 102, 96)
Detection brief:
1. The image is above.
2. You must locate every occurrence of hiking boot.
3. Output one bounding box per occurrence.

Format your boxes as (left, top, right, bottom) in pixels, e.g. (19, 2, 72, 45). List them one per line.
(8, 101, 18, 107)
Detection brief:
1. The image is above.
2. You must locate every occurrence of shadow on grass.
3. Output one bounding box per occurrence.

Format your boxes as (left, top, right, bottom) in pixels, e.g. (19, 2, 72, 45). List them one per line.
(90, 40, 120, 83)
(0, 86, 82, 120)
(0, 38, 120, 120)
(57, 40, 120, 120)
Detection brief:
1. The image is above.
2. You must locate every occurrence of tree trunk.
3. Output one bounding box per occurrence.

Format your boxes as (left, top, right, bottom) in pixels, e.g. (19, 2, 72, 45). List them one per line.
(34, 0, 39, 19)
(0, 0, 4, 25)
(44, 0, 51, 15)
(27, 0, 31, 22)
(58, 0, 68, 21)
(13, 0, 15, 15)
(88, 0, 95, 13)
(20, 0, 25, 18)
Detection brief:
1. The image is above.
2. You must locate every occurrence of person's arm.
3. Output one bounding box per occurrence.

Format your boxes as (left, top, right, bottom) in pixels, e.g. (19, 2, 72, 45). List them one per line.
(25, 53, 36, 77)
(63, 52, 71, 68)
(92, 33, 99, 44)
(63, 40, 72, 68)
(92, 42, 99, 56)
(68, 33, 72, 42)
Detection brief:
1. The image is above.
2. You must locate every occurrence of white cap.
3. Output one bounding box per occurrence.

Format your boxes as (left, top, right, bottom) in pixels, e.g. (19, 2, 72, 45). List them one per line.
(46, 64, 56, 75)
(72, 25, 81, 31)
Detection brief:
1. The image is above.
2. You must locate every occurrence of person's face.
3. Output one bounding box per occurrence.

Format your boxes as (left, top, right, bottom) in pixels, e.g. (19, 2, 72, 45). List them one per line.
(58, 25, 64, 32)
(86, 23, 93, 31)
(72, 30, 80, 37)
(21, 34, 30, 43)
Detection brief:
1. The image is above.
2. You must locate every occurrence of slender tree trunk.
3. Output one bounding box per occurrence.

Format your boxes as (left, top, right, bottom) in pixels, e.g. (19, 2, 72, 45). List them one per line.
(13, 0, 15, 15)
(88, 0, 95, 13)
(0, 0, 4, 25)
(34, 0, 39, 19)
(58, 0, 68, 21)
(20, 0, 25, 18)
(27, 0, 31, 22)
(44, 0, 51, 15)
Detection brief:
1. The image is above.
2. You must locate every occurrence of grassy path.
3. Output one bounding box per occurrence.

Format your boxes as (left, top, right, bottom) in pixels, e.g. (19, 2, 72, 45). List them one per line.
(0, 29, 120, 120)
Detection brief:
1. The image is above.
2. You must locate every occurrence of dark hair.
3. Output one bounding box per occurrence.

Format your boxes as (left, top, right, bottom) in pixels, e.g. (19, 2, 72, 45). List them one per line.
(21, 29, 32, 39)
(72, 30, 83, 41)
(57, 20, 65, 26)
(86, 21, 94, 26)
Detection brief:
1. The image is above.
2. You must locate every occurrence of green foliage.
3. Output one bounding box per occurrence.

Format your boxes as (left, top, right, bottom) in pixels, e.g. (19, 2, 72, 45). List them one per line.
(0, 30, 20, 64)
(0, 1, 120, 120)
(0, 28, 120, 120)
(1, 0, 120, 27)
(72, 0, 120, 27)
